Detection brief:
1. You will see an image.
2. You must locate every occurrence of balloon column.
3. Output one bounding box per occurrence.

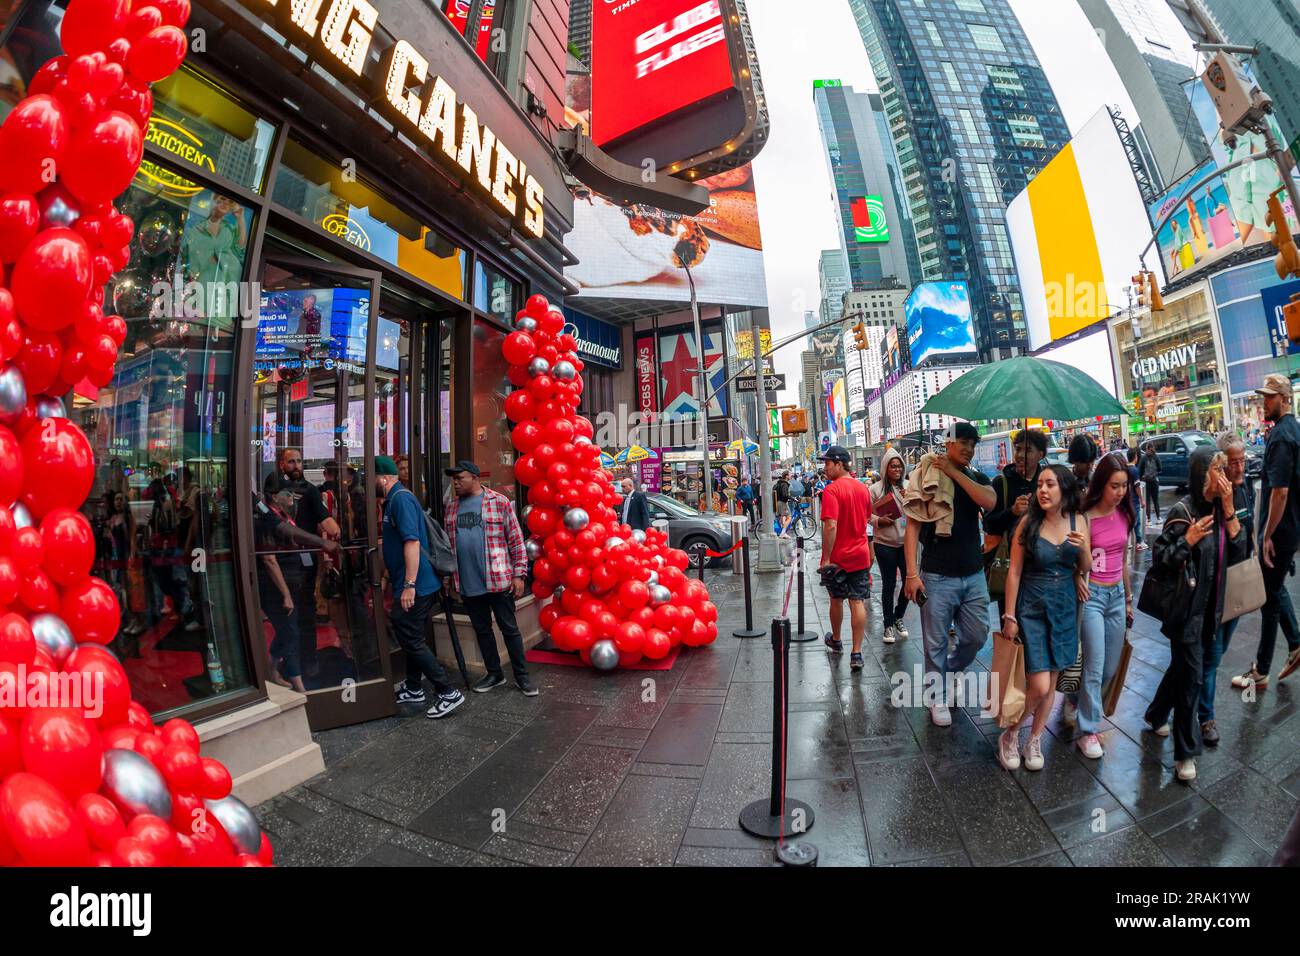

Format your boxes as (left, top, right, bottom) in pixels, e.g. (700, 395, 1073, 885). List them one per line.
(0, 0, 273, 866)
(504, 295, 720, 669)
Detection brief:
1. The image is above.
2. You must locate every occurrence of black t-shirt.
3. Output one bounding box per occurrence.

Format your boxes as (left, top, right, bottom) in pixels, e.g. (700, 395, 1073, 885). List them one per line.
(1261, 414, 1300, 551)
(920, 467, 992, 577)
(272, 472, 330, 535)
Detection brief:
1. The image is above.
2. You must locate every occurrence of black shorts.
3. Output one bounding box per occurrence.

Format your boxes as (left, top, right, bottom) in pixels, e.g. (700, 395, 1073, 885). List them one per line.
(823, 567, 871, 601)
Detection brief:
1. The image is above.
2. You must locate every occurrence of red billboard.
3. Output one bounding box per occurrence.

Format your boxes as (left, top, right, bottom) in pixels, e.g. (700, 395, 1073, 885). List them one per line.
(445, 0, 495, 60)
(636, 335, 659, 416)
(590, 0, 736, 149)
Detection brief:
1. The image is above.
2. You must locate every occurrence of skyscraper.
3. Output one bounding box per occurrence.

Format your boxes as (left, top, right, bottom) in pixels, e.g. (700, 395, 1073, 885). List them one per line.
(569, 0, 592, 65)
(814, 80, 918, 292)
(850, 0, 1071, 360)
(818, 248, 852, 325)
(1195, 0, 1300, 148)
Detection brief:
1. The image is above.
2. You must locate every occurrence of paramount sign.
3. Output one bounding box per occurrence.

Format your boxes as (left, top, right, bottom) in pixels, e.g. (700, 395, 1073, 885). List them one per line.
(1132, 343, 1198, 380)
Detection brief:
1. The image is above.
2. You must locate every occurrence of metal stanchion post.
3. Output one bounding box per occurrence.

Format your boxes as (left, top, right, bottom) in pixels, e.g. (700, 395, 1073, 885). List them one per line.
(791, 534, 817, 642)
(733, 536, 765, 639)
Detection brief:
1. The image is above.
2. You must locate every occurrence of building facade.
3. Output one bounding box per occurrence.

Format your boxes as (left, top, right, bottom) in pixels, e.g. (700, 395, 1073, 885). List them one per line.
(819, 249, 853, 325)
(1198, 0, 1300, 149)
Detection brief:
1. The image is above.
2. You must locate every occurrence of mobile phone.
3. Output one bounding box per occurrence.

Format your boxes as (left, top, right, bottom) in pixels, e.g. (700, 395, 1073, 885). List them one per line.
(915, 589, 928, 607)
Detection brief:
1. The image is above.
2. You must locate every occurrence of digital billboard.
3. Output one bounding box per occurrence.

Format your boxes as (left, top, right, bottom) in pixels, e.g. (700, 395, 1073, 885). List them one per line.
(1147, 159, 1239, 281)
(1031, 329, 1117, 398)
(1006, 109, 1158, 351)
(851, 195, 889, 243)
(881, 323, 906, 380)
(905, 282, 976, 368)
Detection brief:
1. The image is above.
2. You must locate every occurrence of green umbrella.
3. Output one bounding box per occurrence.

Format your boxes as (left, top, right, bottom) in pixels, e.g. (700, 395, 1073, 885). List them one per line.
(918, 356, 1129, 421)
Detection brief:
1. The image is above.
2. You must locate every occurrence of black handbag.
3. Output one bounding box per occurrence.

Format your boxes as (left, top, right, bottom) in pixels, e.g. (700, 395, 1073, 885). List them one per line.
(1136, 505, 1196, 631)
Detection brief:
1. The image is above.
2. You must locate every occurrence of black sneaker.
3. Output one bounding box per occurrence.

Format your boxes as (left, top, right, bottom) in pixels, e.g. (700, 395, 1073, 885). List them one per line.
(850, 652, 865, 672)
(427, 690, 464, 719)
(395, 684, 426, 705)
(517, 677, 539, 697)
(824, 632, 843, 653)
(473, 673, 507, 693)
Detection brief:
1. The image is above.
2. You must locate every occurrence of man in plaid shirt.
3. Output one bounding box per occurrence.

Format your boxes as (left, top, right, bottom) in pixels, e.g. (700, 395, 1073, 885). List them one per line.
(444, 460, 536, 696)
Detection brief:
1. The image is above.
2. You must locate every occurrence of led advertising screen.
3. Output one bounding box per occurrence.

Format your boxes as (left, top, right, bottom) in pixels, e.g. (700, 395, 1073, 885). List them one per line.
(881, 323, 906, 380)
(905, 282, 976, 368)
(589, 0, 736, 149)
(1147, 159, 1239, 281)
(851, 195, 889, 243)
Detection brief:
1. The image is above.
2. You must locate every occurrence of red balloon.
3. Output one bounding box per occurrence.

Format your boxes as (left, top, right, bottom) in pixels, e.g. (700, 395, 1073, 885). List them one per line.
(507, 364, 530, 387)
(125, 701, 153, 733)
(75, 793, 125, 852)
(559, 587, 584, 615)
(125, 5, 163, 40)
(125, 25, 188, 83)
(643, 628, 671, 659)
(10, 228, 92, 333)
(618, 579, 650, 609)
(0, 772, 90, 865)
(524, 294, 550, 316)
(527, 374, 555, 400)
(158, 743, 204, 793)
(564, 564, 591, 591)
(596, 611, 620, 638)
(59, 0, 130, 57)
(160, 718, 201, 752)
(111, 835, 163, 867)
(258, 831, 275, 865)
(503, 389, 535, 423)
(510, 422, 541, 454)
(530, 580, 553, 601)
(567, 619, 595, 651)
(0, 612, 34, 665)
(11, 525, 42, 573)
(20, 708, 103, 798)
(0, 717, 20, 778)
(40, 507, 94, 584)
(514, 455, 541, 486)
(526, 507, 557, 538)
(501, 331, 537, 366)
(59, 111, 143, 206)
(20, 418, 94, 518)
(531, 443, 557, 469)
(155, 0, 192, 28)
(14, 331, 63, 396)
(127, 814, 180, 865)
(16, 568, 58, 613)
(538, 603, 561, 632)
(0, 195, 38, 263)
(134, 732, 164, 762)
(0, 96, 70, 196)
(630, 606, 656, 631)
(65, 645, 130, 725)
(542, 418, 575, 445)
(60, 576, 121, 645)
(614, 622, 646, 655)
(100, 725, 140, 751)
(590, 564, 619, 593)
(170, 791, 203, 834)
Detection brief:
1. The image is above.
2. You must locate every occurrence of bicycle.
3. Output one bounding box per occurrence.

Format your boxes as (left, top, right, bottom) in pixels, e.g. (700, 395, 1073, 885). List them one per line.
(781, 498, 818, 540)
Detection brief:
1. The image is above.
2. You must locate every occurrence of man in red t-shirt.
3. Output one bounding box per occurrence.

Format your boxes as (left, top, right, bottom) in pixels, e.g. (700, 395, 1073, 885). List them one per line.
(818, 445, 874, 671)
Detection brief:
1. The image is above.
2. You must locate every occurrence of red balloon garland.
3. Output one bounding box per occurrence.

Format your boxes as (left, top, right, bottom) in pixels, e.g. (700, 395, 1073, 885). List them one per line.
(0, 0, 272, 867)
(503, 295, 719, 670)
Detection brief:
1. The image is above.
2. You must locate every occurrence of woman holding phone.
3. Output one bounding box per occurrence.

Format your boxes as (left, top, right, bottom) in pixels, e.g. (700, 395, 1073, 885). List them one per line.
(999, 464, 1091, 772)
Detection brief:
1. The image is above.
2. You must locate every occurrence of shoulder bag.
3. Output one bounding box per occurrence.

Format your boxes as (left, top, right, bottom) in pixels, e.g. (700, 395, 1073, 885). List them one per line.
(1056, 513, 1085, 693)
(985, 475, 1012, 599)
(1136, 502, 1196, 630)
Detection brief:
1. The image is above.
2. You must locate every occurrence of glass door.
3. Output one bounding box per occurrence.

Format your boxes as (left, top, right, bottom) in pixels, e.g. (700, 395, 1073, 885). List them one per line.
(251, 253, 393, 729)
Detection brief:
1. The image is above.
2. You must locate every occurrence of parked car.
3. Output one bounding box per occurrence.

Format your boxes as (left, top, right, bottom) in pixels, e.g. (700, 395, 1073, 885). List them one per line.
(1138, 431, 1220, 488)
(645, 493, 736, 568)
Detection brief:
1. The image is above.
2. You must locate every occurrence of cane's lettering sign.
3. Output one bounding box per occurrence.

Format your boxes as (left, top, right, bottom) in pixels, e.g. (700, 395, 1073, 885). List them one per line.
(252, 0, 544, 238)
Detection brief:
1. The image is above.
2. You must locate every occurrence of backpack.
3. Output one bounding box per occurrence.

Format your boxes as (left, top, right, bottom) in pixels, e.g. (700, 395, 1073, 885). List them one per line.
(391, 487, 457, 576)
(776, 480, 790, 502)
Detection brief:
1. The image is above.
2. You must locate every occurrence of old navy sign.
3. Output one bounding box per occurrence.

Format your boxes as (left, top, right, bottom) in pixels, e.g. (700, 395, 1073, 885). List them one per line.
(249, 0, 544, 237)
(1132, 343, 1198, 380)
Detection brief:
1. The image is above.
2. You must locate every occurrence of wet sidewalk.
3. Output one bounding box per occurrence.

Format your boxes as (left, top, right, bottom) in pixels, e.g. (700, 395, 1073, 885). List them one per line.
(256, 540, 1300, 866)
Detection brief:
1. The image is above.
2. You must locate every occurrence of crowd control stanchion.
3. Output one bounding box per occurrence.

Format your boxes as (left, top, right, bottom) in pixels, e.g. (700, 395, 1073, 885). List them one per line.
(791, 534, 817, 642)
(733, 537, 765, 639)
(739, 617, 817, 863)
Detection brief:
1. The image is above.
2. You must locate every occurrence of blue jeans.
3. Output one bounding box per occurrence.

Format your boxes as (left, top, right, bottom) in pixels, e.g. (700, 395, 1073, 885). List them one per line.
(1072, 581, 1126, 735)
(1199, 616, 1238, 723)
(920, 571, 990, 698)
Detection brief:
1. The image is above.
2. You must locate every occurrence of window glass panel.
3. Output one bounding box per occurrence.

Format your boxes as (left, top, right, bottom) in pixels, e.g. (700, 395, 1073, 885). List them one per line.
(956, 0, 986, 12)
(941, 61, 961, 91)
(1008, 114, 1047, 147)
(969, 24, 1006, 52)
(924, 20, 944, 46)
(273, 137, 468, 300)
(473, 260, 520, 322)
(471, 318, 518, 502)
(988, 65, 1025, 94)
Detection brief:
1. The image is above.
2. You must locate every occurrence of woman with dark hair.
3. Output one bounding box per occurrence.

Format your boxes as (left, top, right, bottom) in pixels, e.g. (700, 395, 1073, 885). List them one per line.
(1144, 447, 1245, 782)
(871, 449, 909, 643)
(999, 464, 1091, 772)
(1067, 453, 1137, 757)
(1141, 442, 1162, 520)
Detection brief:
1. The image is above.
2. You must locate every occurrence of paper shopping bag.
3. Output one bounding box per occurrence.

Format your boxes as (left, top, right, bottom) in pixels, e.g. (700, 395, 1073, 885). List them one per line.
(1101, 636, 1133, 718)
(990, 630, 1026, 729)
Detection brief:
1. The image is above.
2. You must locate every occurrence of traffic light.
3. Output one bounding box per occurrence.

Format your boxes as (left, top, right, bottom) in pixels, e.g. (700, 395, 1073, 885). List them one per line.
(1132, 274, 1147, 310)
(1267, 192, 1300, 280)
(852, 321, 867, 351)
(1147, 271, 1163, 312)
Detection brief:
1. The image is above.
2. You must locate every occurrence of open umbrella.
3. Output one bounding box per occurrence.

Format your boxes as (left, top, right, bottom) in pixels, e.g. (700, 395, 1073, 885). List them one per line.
(615, 445, 657, 464)
(598, 451, 616, 469)
(728, 438, 759, 456)
(918, 356, 1129, 422)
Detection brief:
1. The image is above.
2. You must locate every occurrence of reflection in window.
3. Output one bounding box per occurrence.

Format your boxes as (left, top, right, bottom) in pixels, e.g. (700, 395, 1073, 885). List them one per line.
(472, 319, 516, 503)
(473, 259, 519, 322)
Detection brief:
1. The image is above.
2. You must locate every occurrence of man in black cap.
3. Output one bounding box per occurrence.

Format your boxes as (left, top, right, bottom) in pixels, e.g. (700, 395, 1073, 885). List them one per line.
(444, 460, 536, 696)
(903, 422, 996, 727)
(817, 445, 875, 671)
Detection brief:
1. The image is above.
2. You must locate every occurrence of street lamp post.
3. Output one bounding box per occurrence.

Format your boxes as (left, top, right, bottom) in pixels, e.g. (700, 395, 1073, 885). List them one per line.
(683, 262, 714, 513)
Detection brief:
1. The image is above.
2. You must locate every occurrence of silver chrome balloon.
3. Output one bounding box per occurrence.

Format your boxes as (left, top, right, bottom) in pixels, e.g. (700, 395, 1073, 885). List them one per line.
(563, 507, 590, 532)
(649, 584, 672, 606)
(101, 748, 173, 820)
(0, 364, 26, 426)
(573, 435, 592, 446)
(204, 795, 262, 855)
(589, 639, 619, 671)
(630, 530, 647, 545)
(551, 360, 577, 381)
(527, 357, 550, 377)
(525, 538, 544, 561)
(30, 613, 75, 666)
(646, 570, 659, 585)
(603, 536, 626, 550)
(654, 555, 665, 567)
(33, 394, 66, 419)
(11, 502, 32, 529)
(515, 315, 538, 333)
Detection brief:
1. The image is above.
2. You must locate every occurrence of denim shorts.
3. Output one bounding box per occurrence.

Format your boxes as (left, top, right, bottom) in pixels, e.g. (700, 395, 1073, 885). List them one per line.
(823, 567, 871, 601)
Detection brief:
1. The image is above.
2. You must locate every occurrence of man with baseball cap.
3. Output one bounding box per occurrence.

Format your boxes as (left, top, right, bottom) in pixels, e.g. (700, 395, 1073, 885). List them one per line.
(1233, 374, 1300, 690)
(817, 445, 875, 671)
(903, 422, 997, 726)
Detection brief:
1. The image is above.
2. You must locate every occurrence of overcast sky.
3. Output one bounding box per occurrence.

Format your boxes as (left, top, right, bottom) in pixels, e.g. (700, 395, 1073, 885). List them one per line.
(746, 0, 1145, 408)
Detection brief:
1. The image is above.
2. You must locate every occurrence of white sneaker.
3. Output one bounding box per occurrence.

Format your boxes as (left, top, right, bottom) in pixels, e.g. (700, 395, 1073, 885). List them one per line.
(883, 624, 897, 644)
(1077, 733, 1104, 759)
(1023, 734, 1045, 771)
(1062, 699, 1078, 725)
(1151, 722, 1171, 737)
(930, 704, 952, 727)
(895, 623, 908, 638)
(997, 729, 1021, 770)
(1175, 758, 1197, 781)
(1137, 542, 1148, 551)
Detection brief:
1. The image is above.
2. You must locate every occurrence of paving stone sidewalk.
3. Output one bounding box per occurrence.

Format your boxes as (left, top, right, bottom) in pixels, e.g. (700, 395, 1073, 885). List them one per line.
(256, 531, 1300, 867)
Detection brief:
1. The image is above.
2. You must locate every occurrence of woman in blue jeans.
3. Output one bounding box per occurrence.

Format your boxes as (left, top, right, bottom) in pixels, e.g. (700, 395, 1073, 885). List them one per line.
(1069, 453, 1136, 758)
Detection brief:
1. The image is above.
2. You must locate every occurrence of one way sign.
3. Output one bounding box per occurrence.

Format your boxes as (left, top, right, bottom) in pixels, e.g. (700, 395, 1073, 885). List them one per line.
(736, 374, 786, 392)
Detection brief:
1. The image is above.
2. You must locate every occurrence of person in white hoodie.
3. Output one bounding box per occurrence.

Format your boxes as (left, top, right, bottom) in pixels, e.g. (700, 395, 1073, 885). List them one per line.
(872, 449, 910, 644)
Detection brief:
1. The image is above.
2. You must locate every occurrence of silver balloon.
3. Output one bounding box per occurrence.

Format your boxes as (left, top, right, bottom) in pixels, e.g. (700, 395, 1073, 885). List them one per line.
(649, 584, 672, 606)
(525, 538, 545, 561)
(39, 190, 80, 228)
(573, 435, 592, 446)
(30, 613, 75, 666)
(563, 507, 590, 532)
(112, 270, 151, 316)
(589, 639, 619, 671)
(11, 502, 32, 529)
(520, 505, 533, 526)
(527, 357, 550, 377)
(551, 360, 577, 381)
(101, 748, 172, 820)
(33, 394, 66, 419)
(137, 209, 177, 256)
(654, 554, 665, 567)
(630, 530, 647, 545)
(603, 536, 626, 550)
(515, 315, 538, 334)
(0, 364, 26, 426)
(646, 569, 659, 585)
(204, 795, 262, 855)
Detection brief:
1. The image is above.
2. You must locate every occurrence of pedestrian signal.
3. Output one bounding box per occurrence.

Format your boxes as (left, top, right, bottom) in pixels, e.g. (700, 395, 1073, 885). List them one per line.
(781, 408, 808, 434)
(1268, 193, 1300, 280)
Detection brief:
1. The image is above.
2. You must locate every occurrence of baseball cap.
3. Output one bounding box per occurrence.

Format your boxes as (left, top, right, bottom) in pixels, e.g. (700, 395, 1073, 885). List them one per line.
(375, 456, 398, 476)
(1256, 373, 1292, 397)
(942, 422, 981, 444)
(818, 445, 851, 465)
(443, 459, 481, 477)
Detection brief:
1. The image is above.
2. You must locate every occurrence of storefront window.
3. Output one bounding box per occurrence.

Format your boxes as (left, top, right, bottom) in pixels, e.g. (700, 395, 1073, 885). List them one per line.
(272, 137, 468, 301)
(471, 318, 517, 502)
(472, 259, 520, 323)
(78, 173, 256, 716)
